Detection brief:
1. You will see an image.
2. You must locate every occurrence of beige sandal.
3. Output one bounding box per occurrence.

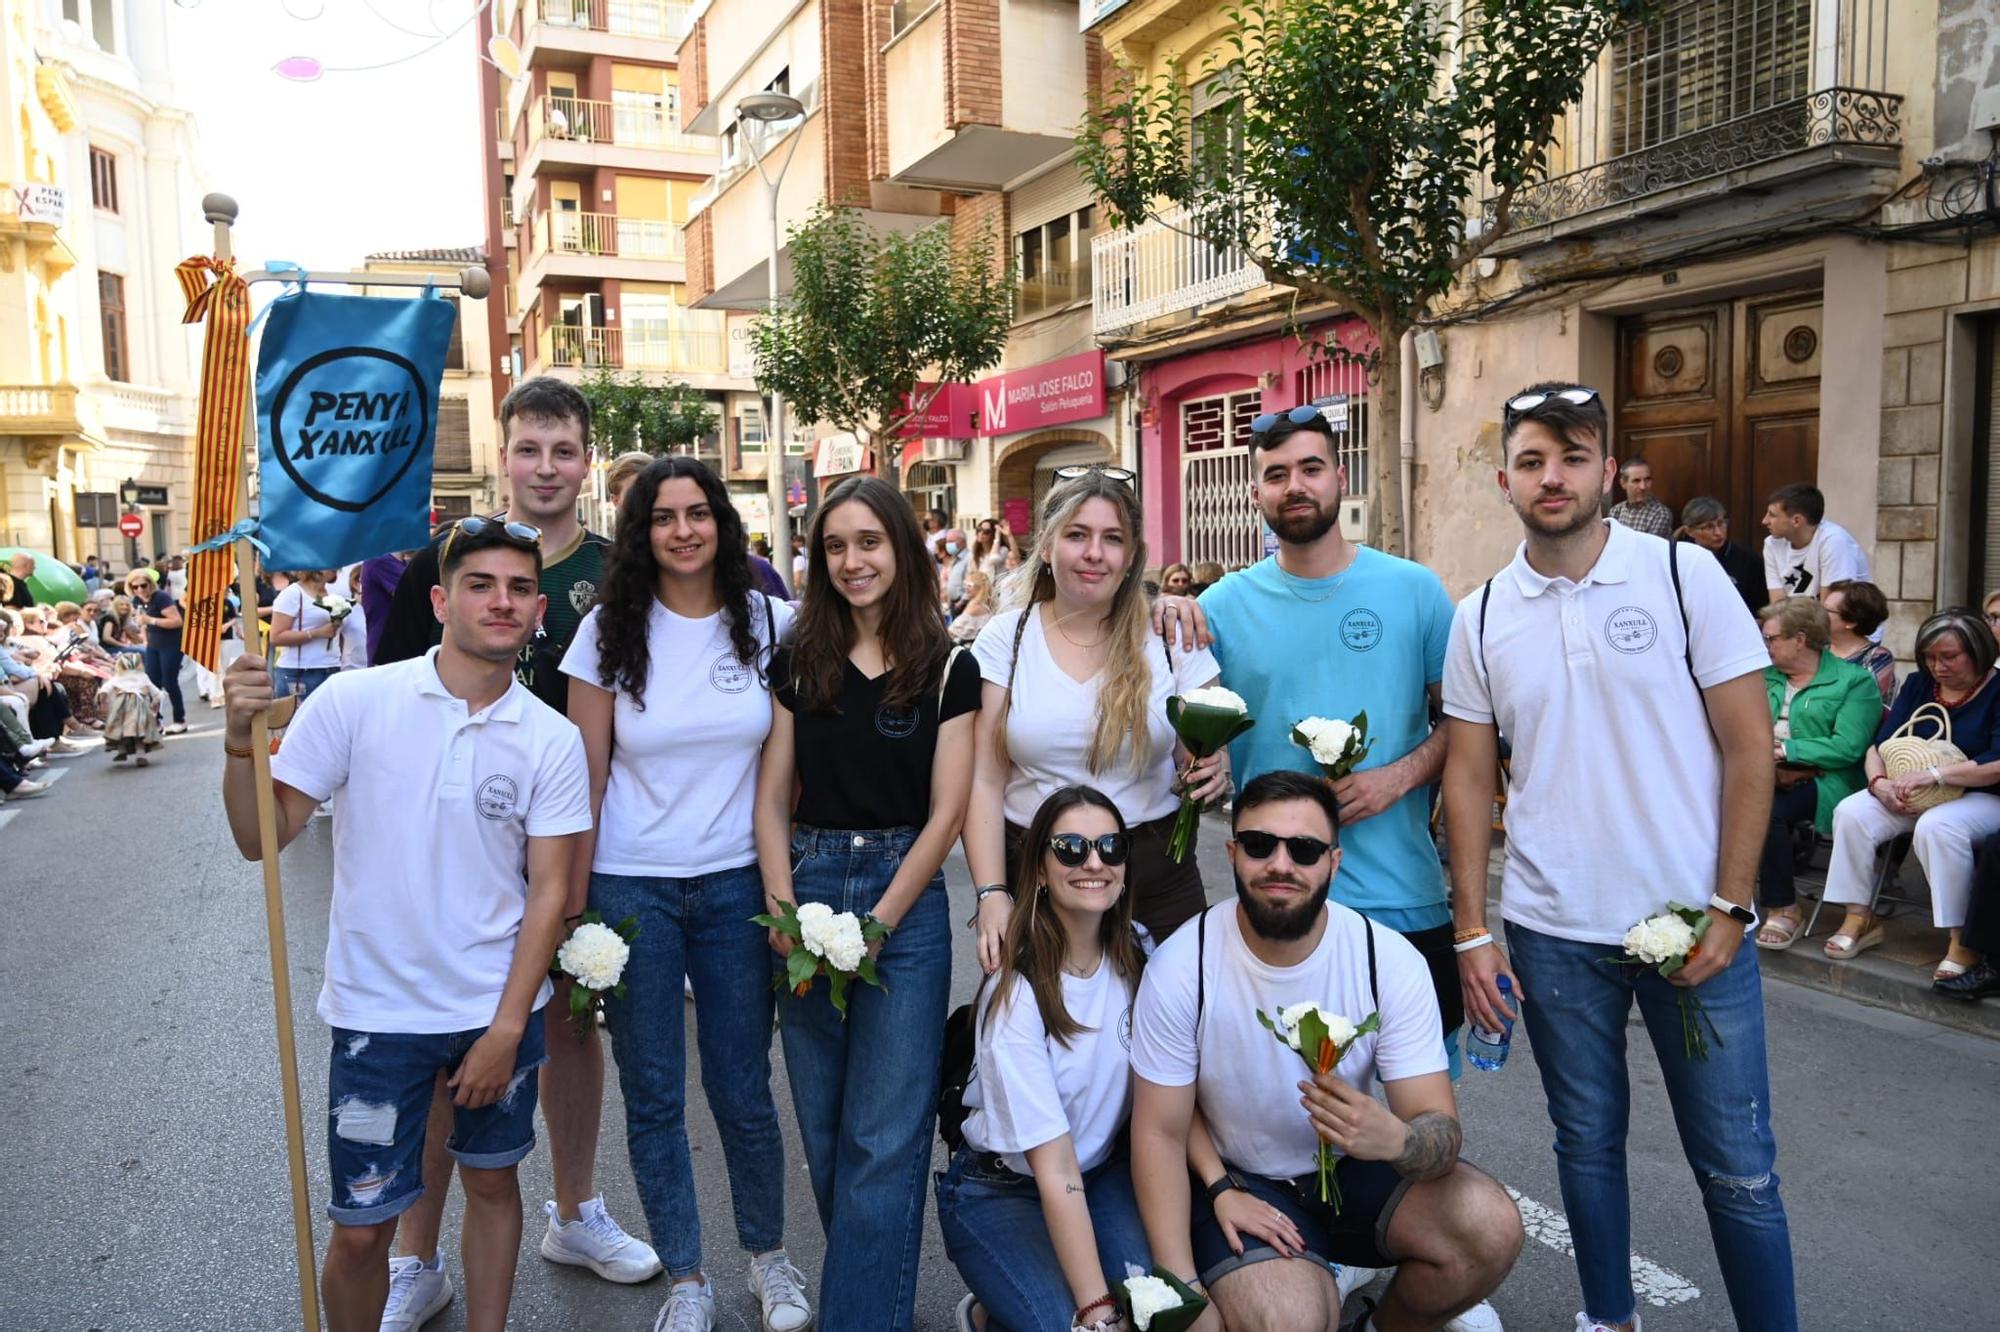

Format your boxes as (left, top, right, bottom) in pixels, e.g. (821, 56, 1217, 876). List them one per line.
(1824, 921, 1884, 960)
(1756, 912, 1803, 951)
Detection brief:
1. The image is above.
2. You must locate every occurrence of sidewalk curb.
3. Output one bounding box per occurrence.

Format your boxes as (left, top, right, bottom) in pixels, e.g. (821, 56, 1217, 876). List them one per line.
(1758, 945, 2000, 1041)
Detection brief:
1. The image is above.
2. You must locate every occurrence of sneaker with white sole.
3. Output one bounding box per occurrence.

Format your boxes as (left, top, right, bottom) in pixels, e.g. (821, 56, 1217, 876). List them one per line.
(4, 778, 49, 799)
(1445, 1301, 1503, 1331)
(748, 1249, 812, 1332)
(1336, 1264, 1383, 1301)
(540, 1196, 663, 1282)
(1573, 1315, 1641, 1332)
(653, 1277, 715, 1332)
(954, 1292, 980, 1332)
(379, 1254, 452, 1331)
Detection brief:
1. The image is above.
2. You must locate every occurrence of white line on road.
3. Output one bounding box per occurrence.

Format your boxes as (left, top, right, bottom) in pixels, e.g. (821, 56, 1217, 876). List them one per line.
(1505, 1186, 1703, 1308)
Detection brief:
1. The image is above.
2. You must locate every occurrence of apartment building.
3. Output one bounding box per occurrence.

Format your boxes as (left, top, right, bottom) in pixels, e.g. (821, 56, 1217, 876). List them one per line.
(1, 0, 204, 566)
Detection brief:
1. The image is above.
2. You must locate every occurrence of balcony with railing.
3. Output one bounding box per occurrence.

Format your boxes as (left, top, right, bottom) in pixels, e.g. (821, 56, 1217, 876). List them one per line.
(1091, 204, 1265, 337)
(527, 0, 692, 43)
(534, 210, 685, 262)
(540, 316, 728, 375)
(522, 95, 717, 174)
(1480, 0, 1901, 246)
(0, 383, 82, 434)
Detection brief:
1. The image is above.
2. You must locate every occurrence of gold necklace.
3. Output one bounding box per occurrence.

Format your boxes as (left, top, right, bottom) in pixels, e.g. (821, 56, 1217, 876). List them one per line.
(1048, 605, 1111, 649)
(1273, 549, 1357, 604)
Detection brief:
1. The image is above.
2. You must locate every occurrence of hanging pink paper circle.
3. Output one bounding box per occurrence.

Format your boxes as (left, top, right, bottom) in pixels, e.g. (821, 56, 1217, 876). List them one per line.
(272, 55, 324, 81)
(486, 34, 524, 81)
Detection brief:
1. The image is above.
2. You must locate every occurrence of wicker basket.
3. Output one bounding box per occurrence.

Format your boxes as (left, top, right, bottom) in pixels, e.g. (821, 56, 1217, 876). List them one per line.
(1878, 702, 1967, 811)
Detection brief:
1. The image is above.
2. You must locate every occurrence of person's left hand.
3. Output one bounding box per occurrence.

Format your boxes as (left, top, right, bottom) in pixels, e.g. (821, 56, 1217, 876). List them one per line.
(1669, 908, 1744, 988)
(1299, 1072, 1409, 1162)
(1332, 767, 1404, 824)
(1178, 749, 1230, 805)
(1891, 771, 1937, 804)
(448, 1026, 524, 1108)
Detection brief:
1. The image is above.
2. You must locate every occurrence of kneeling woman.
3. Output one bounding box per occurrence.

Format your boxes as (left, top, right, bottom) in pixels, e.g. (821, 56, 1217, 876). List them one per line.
(937, 785, 1152, 1332)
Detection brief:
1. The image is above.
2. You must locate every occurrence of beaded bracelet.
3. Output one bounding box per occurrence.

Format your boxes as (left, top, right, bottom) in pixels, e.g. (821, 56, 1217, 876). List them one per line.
(1074, 1293, 1117, 1325)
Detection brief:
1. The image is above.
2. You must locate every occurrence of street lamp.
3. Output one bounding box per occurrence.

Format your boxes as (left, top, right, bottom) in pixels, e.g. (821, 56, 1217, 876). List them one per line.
(738, 91, 806, 577)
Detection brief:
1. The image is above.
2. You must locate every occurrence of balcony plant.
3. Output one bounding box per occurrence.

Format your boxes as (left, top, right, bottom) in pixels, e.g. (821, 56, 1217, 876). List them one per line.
(577, 367, 719, 456)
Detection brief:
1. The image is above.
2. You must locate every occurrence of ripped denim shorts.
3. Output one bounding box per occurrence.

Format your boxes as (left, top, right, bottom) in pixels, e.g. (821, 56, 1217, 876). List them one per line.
(322, 1009, 548, 1225)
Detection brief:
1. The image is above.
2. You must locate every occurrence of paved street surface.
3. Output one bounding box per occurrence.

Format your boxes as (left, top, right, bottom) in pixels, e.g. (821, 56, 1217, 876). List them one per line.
(5, 717, 1997, 1330)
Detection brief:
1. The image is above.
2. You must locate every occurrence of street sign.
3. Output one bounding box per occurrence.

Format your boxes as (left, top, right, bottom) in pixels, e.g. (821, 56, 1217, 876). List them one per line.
(134, 484, 170, 506)
(117, 512, 145, 539)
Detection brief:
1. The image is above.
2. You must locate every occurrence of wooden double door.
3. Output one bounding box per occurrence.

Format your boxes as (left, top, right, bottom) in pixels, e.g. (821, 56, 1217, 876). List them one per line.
(1615, 291, 1823, 549)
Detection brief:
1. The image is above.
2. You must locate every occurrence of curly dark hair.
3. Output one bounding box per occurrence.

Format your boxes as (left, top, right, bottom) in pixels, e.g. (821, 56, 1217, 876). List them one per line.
(592, 455, 764, 706)
(789, 476, 950, 714)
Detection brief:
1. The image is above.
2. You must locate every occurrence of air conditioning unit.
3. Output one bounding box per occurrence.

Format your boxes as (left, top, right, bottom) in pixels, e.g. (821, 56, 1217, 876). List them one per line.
(1339, 497, 1370, 542)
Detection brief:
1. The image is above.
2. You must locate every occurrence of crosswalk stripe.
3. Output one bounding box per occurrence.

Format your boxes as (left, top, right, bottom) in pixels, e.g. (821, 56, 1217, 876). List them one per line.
(1505, 1186, 1703, 1307)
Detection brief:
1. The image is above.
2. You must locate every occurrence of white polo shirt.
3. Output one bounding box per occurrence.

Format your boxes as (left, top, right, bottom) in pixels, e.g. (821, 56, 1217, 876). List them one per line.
(272, 650, 593, 1034)
(1442, 522, 1768, 945)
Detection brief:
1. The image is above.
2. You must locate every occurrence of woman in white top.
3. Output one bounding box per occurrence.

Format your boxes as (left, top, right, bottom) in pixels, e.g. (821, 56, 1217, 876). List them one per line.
(268, 568, 343, 704)
(967, 468, 1228, 968)
(937, 785, 1152, 1332)
(561, 456, 811, 1332)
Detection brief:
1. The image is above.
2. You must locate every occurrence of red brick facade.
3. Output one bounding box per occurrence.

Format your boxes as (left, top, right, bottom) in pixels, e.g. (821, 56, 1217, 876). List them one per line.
(680, 16, 707, 131)
(944, 0, 1003, 130)
(819, 0, 873, 205)
(685, 209, 716, 306)
(951, 190, 1010, 280)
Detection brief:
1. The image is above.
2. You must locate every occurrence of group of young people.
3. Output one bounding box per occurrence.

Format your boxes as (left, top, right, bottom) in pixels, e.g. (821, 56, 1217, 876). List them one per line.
(216, 374, 1820, 1332)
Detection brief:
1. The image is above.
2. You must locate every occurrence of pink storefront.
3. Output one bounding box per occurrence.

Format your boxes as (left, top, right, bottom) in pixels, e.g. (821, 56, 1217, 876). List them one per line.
(1133, 317, 1376, 567)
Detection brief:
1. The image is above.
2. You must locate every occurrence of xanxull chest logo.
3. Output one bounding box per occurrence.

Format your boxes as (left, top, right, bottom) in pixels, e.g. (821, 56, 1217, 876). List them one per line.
(710, 652, 753, 694)
(476, 774, 519, 821)
(1340, 608, 1384, 652)
(875, 705, 920, 739)
(1605, 606, 1659, 654)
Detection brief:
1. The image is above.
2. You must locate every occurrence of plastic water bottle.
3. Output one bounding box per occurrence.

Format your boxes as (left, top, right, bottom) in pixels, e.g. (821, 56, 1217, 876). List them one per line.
(1465, 976, 1516, 1071)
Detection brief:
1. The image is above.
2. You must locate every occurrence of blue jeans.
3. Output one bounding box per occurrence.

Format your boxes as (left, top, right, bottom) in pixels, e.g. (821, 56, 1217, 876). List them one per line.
(592, 864, 786, 1280)
(934, 1148, 1150, 1332)
(272, 664, 337, 706)
(1506, 921, 1796, 1331)
(774, 825, 952, 1332)
(142, 644, 184, 722)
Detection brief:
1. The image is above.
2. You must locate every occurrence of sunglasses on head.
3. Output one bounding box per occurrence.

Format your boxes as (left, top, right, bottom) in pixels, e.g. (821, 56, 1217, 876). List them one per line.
(1047, 832, 1131, 867)
(441, 515, 542, 566)
(1234, 829, 1334, 866)
(1502, 386, 1602, 434)
(1053, 464, 1136, 485)
(1249, 404, 1326, 437)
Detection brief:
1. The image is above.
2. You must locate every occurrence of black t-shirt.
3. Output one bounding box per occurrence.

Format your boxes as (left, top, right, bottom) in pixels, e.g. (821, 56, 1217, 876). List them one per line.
(145, 590, 182, 650)
(773, 643, 982, 830)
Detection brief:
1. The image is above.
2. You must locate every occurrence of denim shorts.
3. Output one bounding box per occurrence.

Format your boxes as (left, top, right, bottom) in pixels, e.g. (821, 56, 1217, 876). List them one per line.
(1191, 1156, 1414, 1286)
(323, 1010, 547, 1226)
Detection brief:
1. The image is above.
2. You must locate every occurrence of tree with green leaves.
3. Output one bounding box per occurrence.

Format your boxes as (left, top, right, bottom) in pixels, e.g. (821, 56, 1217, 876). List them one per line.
(1079, 0, 1644, 555)
(575, 366, 719, 455)
(751, 204, 1015, 491)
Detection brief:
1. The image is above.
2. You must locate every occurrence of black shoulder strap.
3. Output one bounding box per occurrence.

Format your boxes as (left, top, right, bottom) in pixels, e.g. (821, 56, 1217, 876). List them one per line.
(1365, 918, 1379, 1009)
(1666, 537, 1696, 681)
(1005, 604, 1032, 693)
(1477, 578, 1493, 680)
(1195, 907, 1207, 1051)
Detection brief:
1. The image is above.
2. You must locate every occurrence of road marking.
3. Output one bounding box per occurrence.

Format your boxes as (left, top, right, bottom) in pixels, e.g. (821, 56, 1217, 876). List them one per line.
(0, 808, 16, 834)
(1506, 1186, 1703, 1308)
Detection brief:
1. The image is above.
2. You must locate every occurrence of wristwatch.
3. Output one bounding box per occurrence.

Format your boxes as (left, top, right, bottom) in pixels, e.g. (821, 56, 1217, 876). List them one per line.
(1707, 894, 1756, 925)
(1204, 1171, 1248, 1205)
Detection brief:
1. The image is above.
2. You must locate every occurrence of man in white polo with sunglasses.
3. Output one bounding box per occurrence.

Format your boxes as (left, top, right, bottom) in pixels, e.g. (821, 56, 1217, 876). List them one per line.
(1130, 771, 1522, 1332)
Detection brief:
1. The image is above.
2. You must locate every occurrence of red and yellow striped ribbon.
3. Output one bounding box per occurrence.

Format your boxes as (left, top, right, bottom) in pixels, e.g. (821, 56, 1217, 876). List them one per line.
(175, 255, 252, 674)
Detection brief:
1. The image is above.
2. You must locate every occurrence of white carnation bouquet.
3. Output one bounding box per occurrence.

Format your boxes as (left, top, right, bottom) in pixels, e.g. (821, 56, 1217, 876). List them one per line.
(1164, 684, 1255, 862)
(312, 593, 354, 623)
(1606, 901, 1722, 1059)
(1255, 1000, 1381, 1209)
(1291, 711, 1374, 780)
(548, 910, 639, 1039)
(753, 899, 889, 1018)
(1118, 1264, 1208, 1331)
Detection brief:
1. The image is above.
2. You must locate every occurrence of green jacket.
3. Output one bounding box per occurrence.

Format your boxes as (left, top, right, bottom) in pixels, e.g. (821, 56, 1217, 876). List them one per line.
(1766, 651, 1884, 833)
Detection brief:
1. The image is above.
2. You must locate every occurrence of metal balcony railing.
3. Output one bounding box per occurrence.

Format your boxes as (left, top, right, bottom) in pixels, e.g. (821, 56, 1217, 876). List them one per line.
(1016, 257, 1090, 319)
(1481, 0, 1900, 232)
(546, 326, 622, 368)
(1091, 204, 1263, 336)
(533, 0, 692, 40)
(535, 210, 684, 261)
(542, 319, 727, 373)
(529, 95, 715, 153)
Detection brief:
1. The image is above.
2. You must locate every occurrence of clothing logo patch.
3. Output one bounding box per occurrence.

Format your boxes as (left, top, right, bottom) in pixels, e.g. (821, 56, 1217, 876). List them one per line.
(1782, 565, 1813, 596)
(568, 579, 596, 615)
(475, 774, 519, 821)
(1118, 1004, 1133, 1051)
(1339, 608, 1384, 652)
(875, 705, 920, 740)
(709, 652, 753, 694)
(1605, 606, 1659, 654)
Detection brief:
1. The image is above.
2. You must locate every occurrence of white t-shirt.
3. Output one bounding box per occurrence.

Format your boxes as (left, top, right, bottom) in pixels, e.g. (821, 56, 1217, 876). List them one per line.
(1761, 518, 1868, 600)
(560, 592, 793, 877)
(273, 583, 343, 670)
(971, 607, 1220, 826)
(271, 651, 593, 1033)
(1442, 522, 1770, 945)
(1130, 901, 1444, 1181)
(963, 962, 1139, 1175)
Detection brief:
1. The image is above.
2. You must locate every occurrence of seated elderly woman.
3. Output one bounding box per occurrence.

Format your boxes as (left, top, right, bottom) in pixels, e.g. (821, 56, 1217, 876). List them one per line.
(1753, 597, 1883, 949)
(1821, 608, 2000, 978)
(1821, 579, 1898, 704)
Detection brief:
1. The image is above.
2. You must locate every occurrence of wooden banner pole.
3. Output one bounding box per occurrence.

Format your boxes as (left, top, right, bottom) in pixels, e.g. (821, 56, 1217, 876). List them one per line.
(203, 192, 323, 1332)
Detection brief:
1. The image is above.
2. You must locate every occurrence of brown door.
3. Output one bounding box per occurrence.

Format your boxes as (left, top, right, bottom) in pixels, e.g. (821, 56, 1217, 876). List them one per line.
(1615, 291, 1821, 548)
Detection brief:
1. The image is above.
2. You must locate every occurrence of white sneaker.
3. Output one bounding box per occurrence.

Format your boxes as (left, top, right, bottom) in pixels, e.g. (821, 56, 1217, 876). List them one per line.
(18, 738, 52, 758)
(6, 778, 49, 799)
(540, 1196, 663, 1282)
(379, 1254, 452, 1330)
(1445, 1301, 1503, 1331)
(955, 1292, 979, 1332)
(653, 1277, 716, 1332)
(748, 1249, 812, 1332)
(1573, 1315, 1641, 1332)
(1337, 1264, 1383, 1301)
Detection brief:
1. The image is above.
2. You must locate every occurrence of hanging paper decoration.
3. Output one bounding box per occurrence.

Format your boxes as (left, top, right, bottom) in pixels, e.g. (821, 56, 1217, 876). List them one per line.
(272, 55, 324, 82)
(487, 33, 524, 81)
(262, 0, 513, 84)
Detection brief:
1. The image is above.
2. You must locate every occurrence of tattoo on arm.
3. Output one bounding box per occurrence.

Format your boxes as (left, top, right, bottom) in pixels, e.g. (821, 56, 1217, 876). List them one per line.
(1392, 1111, 1462, 1182)
(1064, 1181, 1084, 1196)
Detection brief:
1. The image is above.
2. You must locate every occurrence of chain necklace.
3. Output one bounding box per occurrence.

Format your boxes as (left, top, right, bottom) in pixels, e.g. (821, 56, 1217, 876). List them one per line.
(1273, 547, 1358, 604)
(1048, 604, 1111, 649)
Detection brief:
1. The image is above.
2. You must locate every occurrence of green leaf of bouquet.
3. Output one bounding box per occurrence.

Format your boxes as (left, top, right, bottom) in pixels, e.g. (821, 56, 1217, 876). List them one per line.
(1255, 1008, 1280, 1035)
(1167, 695, 1186, 731)
(1298, 1010, 1332, 1066)
(750, 914, 783, 930)
(612, 982, 626, 999)
(862, 917, 891, 942)
(828, 970, 850, 1014)
(579, 909, 603, 926)
(857, 957, 881, 986)
(786, 948, 819, 991)
(1352, 1010, 1382, 1040)
(616, 914, 640, 940)
(568, 985, 591, 1016)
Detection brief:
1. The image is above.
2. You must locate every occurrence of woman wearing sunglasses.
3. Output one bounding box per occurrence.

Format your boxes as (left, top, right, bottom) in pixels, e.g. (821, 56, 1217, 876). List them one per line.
(266, 567, 342, 708)
(561, 456, 812, 1332)
(937, 785, 1154, 1332)
(753, 475, 982, 1331)
(966, 469, 1228, 971)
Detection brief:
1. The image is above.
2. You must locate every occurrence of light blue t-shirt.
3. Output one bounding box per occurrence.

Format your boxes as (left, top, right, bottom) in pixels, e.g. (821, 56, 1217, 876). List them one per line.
(1200, 548, 1454, 917)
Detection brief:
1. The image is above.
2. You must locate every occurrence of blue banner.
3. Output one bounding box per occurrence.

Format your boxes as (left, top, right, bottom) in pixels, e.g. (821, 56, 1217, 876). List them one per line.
(254, 287, 457, 571)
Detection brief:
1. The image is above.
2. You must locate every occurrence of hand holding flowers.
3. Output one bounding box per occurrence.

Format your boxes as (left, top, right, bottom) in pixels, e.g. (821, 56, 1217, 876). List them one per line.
(313, 593, 353, 624)
(1256, 1002, 1380, 1208)
(1606, 902, 1724, 1058)
(1118, 1267, 1208, 1332)
(1165, 686, 1254, 862)
(549, 911, 639, 1039)
(753, 899, 890, 1017)
(1293, 712, 1374, 781)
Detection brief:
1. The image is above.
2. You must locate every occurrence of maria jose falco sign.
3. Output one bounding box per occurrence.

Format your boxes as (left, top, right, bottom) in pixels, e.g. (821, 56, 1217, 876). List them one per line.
(255, 287, 458, 570)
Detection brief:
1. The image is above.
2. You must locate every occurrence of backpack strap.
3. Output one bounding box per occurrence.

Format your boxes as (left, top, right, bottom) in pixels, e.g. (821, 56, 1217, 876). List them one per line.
(1477, 577, 1493, 681)
(1195, 906, 1207, 1061)
(937, 643, 966, 713)
(1005, 604, 1032, 694)
(1666, 537, 1696, 682)
(1365, 918, 1379, 1010)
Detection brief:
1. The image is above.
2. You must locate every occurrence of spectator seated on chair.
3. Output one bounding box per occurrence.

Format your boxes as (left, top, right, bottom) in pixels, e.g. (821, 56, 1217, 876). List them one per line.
(1754, 597, 1881, 951)
(1821, 608, 2000, 980)
(1935, 828, 2000, 1001)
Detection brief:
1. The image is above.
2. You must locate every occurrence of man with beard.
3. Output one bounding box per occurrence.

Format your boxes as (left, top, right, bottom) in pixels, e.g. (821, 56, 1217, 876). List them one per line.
(1129, 771, 1521, 1332)
(1192, 407, 1465, 1073)
(1442, 384, 1792, 1332)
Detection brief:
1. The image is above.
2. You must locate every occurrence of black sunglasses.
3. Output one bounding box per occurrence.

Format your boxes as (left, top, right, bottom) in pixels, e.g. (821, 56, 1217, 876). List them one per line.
(442, 515, 542, 565)
(1249, 404, 1324, 437)
(1053, 464, 1136, 486)
(1502, 386, 1601, 434)
(1047, 832, 1131, 867)
(1234, 829, 1334, 866)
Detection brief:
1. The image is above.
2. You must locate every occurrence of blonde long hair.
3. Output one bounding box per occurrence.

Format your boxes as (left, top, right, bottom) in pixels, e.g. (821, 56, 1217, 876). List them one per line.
(996, 470, 1156, 773)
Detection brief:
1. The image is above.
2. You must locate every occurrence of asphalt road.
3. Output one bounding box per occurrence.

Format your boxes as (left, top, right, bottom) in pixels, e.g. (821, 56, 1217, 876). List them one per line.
(4, 715, 1996, 1330)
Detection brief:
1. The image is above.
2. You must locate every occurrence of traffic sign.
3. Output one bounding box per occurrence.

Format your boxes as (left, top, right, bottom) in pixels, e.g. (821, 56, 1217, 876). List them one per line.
(117, 512, 144, 539)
